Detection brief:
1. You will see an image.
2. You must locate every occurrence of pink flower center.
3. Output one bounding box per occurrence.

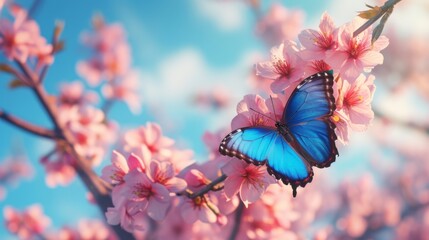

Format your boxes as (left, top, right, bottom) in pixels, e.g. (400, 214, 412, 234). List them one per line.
(250, 114, 270, 127)
(191, 196, 205, 210)
(347, 39, 369, 59)
(274, 60, 293, 79)
(78, 116, 92, 125)
(2, 33, 17, 49)
(111, 171, 125, 183)
(242, 167, 264, 185)
(344, 90, 363, 108)
(310, 60, 331, 73)
(315, 32, 335, 50)
(133, 183, 153, 198)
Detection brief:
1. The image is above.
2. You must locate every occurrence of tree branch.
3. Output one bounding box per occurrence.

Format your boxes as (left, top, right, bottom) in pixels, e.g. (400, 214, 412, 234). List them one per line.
(0, 109, 58, 139)
(353, 0, 403, 37)
(228, 202, 245, 240)
(12, 61, 135, 239)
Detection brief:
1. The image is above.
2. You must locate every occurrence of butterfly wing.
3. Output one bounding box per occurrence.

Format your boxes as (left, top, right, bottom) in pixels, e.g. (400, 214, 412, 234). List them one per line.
(219, 127, 313, 196)
(284, 70, 338, 168)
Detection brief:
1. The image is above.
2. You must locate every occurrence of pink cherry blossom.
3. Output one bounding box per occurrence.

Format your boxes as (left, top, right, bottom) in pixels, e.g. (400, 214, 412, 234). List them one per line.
(202, 128, 230, 160)
(236, 200, 281, 239)
(0, 5, 52, 63)
(222, 160, 275, 207)
(261, 184, 299, 228)
(147, 160, 187, 193)
(58, 81, 98, 106)
(123, 170, 171, 221)
(105, 198, 148, 233)
(304, 59, 333, 76)
(81, 19, 126, 54)
(101, 150, 131, 185)
(331, 109, 352, 144)
(256, 4, 304, 46)
(40, 152, 76, 187)
(58, 105, 116, 166)
(152, 205, 194, 239)
(326, 17, 389, 80)
(123, 122, 174, 161)
(102, 70, 141, 114)
(167, 149, 194, 173)
(42, 105, 116, 187)
(336, 74, 376, 131)
(255, 41, 306, 93)
(184, 169, 211, 188)
(179, 196, 219, 224)
(4, 204, 51, 239)
(77, 18, 131, 85)
(231, 94, 284, 130)
(77, 219, 117, 240)
(46, 219, 117, 240)
(46, 226, 79, 240)
(0, 155, 33, 187)
(211, 190, 240, 217)
(299, 12, 338, 61)
(46, 219, 118, 240)
(178, 160, 239, 225)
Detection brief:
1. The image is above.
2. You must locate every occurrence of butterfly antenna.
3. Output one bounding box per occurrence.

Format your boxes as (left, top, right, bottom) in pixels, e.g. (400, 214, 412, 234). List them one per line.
(249, 107, 276, 122)
(269, 95, 278, 121)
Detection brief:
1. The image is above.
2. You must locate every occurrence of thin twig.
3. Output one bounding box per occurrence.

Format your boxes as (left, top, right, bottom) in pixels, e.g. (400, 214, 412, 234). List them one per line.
(0, 109, 58, 139)
(0, 64, 32, 85)
(189, 174, 227, 199)
(228, 202, 245, 240)
(353, 0, 403, 37)
(12, 59, 135, 239)
(15, 61, 37, 87)
(27, 0, 42, 19)
(178, 174, 228, 199)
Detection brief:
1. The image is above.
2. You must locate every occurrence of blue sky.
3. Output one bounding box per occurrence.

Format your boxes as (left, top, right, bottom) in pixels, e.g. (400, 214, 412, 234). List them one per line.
(1, 0, 427, 238)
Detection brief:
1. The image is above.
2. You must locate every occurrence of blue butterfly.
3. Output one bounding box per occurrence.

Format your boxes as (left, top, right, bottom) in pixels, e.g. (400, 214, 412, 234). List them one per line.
(219, 70, 338, 197)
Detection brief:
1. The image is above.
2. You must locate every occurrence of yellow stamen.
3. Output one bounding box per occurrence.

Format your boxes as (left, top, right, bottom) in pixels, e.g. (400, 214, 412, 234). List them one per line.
(331, 115, 340, 122)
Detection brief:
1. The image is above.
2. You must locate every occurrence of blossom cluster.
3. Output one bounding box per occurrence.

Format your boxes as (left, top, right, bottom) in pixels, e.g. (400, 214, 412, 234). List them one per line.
(3, 204, 117, 240)
(3, 205, 51, 239)
(95, 10, 391, 237)
(77, 16, 141, 113)
(0, 4, 53, 69)
(101, 123, 193, 232)
(253, 12, 388, 144)
(40, 88, 117, 187)
(0, 155, 33, 200)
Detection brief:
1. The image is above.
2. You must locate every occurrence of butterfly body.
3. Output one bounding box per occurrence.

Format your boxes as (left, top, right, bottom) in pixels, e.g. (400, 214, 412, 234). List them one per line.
(219, 70, 338, 197)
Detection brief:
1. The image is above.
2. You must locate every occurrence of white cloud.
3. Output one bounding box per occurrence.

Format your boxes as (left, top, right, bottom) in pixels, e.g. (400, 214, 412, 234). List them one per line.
(191, 0, 247, 31)
(141, 48, 260, 131)
(387, 0, 429, 37)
